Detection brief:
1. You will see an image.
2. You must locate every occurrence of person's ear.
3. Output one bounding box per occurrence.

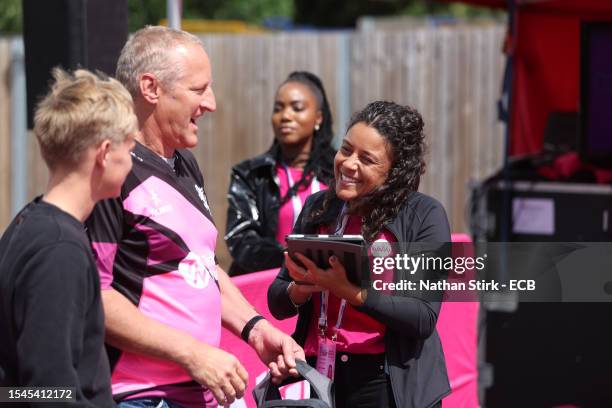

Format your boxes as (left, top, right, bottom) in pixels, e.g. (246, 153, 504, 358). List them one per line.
(140, 73, 160, 104)
(95, 139, 113, 168)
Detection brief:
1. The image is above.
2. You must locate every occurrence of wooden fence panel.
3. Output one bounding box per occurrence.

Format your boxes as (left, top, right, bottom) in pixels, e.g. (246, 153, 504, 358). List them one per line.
(193, 32, 349, 268)
(0, 41, 11, 231)
(0, 24, 505, 270)
(350, 24, 505, 235)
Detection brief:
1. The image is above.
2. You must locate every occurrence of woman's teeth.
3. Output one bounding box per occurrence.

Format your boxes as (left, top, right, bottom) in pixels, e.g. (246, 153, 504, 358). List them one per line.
(341, 174, 358, 183)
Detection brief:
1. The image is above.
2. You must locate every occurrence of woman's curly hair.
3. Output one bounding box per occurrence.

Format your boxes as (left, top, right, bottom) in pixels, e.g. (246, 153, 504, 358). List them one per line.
(309, 100, 427, 242)
(268, 71, 336, 204)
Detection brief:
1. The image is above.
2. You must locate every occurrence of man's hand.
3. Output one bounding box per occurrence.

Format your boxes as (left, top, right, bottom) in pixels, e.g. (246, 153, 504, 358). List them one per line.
(101, 289, 248, 407)
(247, 319, 305, 385)
(182, 340, 249, 407)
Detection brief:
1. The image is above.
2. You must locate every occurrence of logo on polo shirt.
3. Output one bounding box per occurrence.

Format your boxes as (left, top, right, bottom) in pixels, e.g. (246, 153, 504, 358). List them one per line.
(178, 252, 217, 289)
(149, 189, 173, 217)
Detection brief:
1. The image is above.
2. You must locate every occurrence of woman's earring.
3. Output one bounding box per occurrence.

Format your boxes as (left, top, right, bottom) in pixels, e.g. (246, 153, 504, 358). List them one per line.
(315, 124, 320, 131)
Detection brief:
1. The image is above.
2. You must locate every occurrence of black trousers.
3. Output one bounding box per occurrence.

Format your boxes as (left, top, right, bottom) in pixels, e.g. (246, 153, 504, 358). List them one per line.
(308, 353, 395, 408)
(307, 353, 443, 408)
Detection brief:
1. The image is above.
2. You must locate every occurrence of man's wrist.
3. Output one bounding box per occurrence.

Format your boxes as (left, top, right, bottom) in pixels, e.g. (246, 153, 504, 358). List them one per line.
(173, 335, 201, 371)
(246, 316, 271, 347)
(241, 315, 266, 343)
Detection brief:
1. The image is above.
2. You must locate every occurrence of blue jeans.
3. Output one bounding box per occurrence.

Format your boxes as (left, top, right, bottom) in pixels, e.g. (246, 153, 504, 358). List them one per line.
(118, 398, 184, 408)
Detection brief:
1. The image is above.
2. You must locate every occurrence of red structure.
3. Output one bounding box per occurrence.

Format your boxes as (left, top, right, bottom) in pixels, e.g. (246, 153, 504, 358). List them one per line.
(440, 0, 612, 156)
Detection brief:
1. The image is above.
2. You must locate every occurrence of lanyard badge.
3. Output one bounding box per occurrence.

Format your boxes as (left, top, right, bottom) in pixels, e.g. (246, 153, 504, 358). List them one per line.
(316, 337, 337, 380)
(316, 255, 348, 381)
(316, 293, 346, 380)
(315, 202, 350, 380)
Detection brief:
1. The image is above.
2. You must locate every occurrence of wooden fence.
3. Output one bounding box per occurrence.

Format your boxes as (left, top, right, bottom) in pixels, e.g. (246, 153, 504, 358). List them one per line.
(0, 23, 505, 269)
(0, 40, 12, 231)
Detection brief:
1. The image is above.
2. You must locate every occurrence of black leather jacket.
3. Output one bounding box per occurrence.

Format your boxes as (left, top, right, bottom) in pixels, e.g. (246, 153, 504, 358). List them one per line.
(268, 191, 452, 408)
(225, 150, 333, 275)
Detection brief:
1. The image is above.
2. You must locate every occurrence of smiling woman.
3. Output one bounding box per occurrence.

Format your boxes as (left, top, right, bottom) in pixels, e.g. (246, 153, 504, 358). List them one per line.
(225, 71, 337, 275)
(268, 101, 452, 408)
(334, 122, 392, 206)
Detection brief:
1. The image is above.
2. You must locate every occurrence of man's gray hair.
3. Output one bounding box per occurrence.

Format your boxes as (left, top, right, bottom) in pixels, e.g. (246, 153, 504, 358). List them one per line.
(116, 25, 204, 97)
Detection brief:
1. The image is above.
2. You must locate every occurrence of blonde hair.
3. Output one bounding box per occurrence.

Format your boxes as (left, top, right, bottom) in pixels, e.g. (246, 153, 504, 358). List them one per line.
(34, 68, 137, 170)
(116, 25, 205, 97)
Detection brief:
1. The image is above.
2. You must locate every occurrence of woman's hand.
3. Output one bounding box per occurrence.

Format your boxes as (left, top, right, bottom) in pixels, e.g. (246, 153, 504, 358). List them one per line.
(284, 252, 365, 307)
(284, 252, 323, 306)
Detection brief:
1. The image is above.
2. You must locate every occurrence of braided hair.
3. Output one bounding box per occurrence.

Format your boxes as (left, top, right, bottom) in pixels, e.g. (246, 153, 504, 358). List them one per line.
(270, 71, 336, 204)
(309, 101, 427, 242)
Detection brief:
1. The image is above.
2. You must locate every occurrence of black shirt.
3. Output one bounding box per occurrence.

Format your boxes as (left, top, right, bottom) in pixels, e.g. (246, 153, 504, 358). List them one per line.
(0, 198, 114, 407)
(225, 149, 334, 275)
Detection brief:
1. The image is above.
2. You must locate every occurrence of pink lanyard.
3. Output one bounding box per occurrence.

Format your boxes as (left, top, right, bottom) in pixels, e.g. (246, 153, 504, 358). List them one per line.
(319, 204, 349, 340)
(283, 164, 320, 227)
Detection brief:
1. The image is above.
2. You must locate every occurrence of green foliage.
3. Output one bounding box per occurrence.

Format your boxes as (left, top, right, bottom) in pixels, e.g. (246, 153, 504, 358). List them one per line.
(0, 0, 23, 33)
(0, 0, 294, 33)
(128, 0, 167, 32)
(293, 0, 502, 28)
(126, 0, 293, 31)
(402, 0, 504, 18)
(183, 0, 293, 24)
(0, 0, 501, 34)
(294, 0, 408, 27)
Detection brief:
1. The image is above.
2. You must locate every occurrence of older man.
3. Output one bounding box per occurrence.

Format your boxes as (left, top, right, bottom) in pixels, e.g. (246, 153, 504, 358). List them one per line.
(86, 26, 303, 408)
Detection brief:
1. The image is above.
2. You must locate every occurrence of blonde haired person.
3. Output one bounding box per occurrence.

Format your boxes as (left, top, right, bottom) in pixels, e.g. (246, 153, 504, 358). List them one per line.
(0, 68, 137, 406)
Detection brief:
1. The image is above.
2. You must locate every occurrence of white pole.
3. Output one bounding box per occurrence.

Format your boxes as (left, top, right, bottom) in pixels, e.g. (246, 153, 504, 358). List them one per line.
(10, 37, 27, 215)
(167, 0, 182, 29)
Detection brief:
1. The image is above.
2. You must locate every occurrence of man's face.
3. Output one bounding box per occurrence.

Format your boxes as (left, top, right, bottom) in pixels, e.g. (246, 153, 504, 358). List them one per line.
(156, 43, 216, 150)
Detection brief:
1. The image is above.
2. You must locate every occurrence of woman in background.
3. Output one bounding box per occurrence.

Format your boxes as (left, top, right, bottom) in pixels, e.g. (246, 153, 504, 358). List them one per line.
(225, 71, 336, 275)
(268, 101, 451, 408)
